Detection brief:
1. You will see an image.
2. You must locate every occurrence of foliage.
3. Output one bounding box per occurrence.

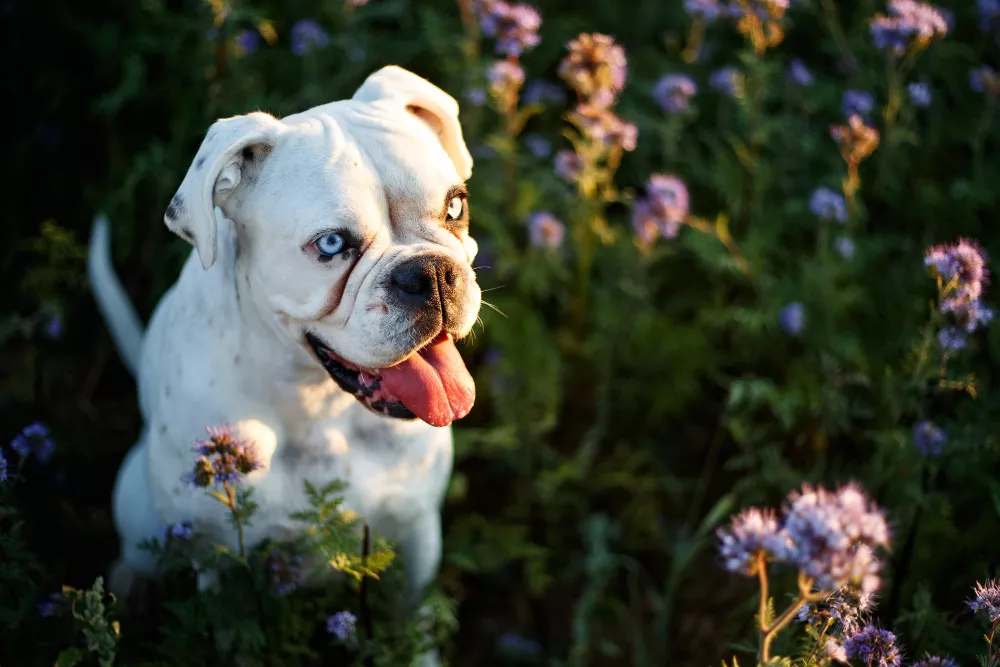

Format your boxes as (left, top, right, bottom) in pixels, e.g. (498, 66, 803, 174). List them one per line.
(2, 0, 1000, 665)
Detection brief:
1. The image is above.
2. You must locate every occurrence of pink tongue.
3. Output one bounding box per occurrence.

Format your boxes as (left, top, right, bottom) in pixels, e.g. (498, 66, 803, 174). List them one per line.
(379, 334, 476, 427)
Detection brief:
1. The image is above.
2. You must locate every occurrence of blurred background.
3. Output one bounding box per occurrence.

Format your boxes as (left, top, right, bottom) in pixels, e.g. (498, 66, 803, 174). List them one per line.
(2, 0, 999, 665)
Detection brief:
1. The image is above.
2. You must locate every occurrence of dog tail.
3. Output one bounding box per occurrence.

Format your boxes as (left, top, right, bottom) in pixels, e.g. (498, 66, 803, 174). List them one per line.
(88, 213, 144, 378)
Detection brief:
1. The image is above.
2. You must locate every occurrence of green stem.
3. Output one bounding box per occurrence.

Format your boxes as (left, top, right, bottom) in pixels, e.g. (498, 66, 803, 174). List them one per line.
(819, 0, 859, 74)
(225, 481, 247, 560)
(973, 95, 997, 183)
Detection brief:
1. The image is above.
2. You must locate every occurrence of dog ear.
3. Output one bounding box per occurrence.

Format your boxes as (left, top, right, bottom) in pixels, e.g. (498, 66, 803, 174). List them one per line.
(165, 112, 283, 270)
(352, 66, 473, 181)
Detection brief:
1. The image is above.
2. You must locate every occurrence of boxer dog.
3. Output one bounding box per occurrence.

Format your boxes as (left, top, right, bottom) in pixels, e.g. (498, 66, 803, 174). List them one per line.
(88, 66, 480, 619)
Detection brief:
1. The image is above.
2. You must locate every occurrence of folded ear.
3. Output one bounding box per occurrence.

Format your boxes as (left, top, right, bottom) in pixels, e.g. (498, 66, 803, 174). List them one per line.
(353, 65, 473, 181)
(165, 112, 283, 269)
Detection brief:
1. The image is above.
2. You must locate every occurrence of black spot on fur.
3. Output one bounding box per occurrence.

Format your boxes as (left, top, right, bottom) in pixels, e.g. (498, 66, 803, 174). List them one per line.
(178, 226, 194, 243)
(195, 156, 206, 170)
(165, 194, 184, 222)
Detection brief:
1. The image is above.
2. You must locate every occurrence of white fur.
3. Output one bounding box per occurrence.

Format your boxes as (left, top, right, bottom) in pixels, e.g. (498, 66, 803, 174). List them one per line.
(90, 67, 480, 614)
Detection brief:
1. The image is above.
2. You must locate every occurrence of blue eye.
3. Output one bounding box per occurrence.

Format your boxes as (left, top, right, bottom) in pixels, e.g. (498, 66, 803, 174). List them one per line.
(314, 232, 346, 259)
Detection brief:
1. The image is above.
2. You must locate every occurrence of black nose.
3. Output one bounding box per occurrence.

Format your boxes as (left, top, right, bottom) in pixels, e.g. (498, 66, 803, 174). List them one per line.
(389, 257, 461, 309)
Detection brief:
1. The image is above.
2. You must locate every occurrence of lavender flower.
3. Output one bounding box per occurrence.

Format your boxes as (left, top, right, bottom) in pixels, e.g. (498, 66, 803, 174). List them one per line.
(798, 586, 877, 635)
(527, 212, 565, 249)
(554, 150, 583, 183)
(911, 657, 959, 667)
(572, 104, 638, 151)
(869, 1, 949, 55)
(523, 133, 551, 158)
(11, 422, 56, 463)
(836, 236, 856, 260)
(685, 0, 724, 20)
(558, 33, 628, 109)
(37, 593, 63, 617)
(843, 90, 874, 120)
(268, 551, 304, 595)
(978, 0, 1000, 35)
(912, 421, 946, 456)
(164, 521, 194, 541)
(464, 87, 487, 106)
(478, 1, 542, 57)
(787, 58, 814, 86)
(809, 187, 848, 223)
(717, 507, 782, 575)
(235, 29, 260, 56)
(710, 67, 741, 97)
(486, 60, 525, 98)
(632, 174, 690, 242)
(653, 74, 697, 113)
(937, 327, 967, 352)
(925, 238, 990, 302)
(769, 483, 890, 595)
(0, 452, 7, 483)
(908, 82, 931, 107)
(779, 302, 805, 335)
(844, 624, 902, 667)
(290, 19, 330, 56)
(522, 79, 565, 106)
(327, 611, 358, 640)
(970, 65, 1000, 95)
(496, 633, 542, 656)
(184, 425, 261, 487)
(968, 578, 1000, 624)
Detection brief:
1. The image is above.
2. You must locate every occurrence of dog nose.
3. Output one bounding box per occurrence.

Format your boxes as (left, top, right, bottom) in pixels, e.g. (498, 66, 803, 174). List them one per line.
(390, 257, 461, 308)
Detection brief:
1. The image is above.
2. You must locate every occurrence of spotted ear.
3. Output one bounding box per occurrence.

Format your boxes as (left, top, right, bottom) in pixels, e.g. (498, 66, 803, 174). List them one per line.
(165, 112, 283, 269)
(352, 65, 473, 181)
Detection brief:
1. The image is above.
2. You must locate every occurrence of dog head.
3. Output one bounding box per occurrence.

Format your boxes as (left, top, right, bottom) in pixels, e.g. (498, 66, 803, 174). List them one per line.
(164, 66, 481, 428)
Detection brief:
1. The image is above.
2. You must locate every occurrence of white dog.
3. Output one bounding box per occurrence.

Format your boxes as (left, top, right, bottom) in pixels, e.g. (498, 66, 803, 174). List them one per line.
(88, 66, 481, 614)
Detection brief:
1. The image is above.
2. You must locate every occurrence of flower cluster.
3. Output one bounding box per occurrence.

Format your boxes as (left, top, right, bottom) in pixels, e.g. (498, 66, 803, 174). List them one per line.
(527, 212, 565, 249)
(653, 74, 697, 113)
(779, 302, 805, 335)
(487, 61, 526, 99)
(924, 238, 994, 347)
(843, 90, 874, 121)
(327, 610, 358, 641)
(809, 187, 848, 223)
(268, 551, 304, 595)
(477, 0, 541, 57)
(11, 422, 55, 463)
(717, 483, 890, 596)
(797, 586, 877, 635)
(978, 0, 1000, 36)
(685, 0, 725, 21)
(185, 426, 262, 488)
(631, 175, 690, 244)
(843, 624, 903, 667)
(970, 65, 1000, 96)
(908, 82, 931, 107)
(831, 115, 881, 166)
(787, 58, 814, 86)
(163, 521, 193, 542)
(912, 420, 946, 456)
(290, 19, 330, 56)
(869, 0, 949, 56)
(968, 578, 1000, 624)
(717, 508, 780, 575)
(911, 657, 959, 667)
(569, 103, 638, 151)
(558, 32, 627, 109)
(710, 66, 742, 97)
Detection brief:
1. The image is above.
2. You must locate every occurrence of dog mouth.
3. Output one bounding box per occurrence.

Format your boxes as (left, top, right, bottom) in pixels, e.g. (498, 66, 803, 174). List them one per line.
(305, 331, 476, 428)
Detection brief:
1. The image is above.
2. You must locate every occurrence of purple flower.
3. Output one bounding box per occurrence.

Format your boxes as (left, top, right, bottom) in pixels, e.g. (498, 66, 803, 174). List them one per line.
(779, 302, 805, 335)
(787, 58, 814, 86)
(844, 624, 902, 667)
(797, 586, 877, 635)
(164, 521, 194, 541)
(911, 658, 959, 667)
(558, 33, 628, 109)
(478, 1, 542, 57)
(290, 19, 330, 56)
(327, 611, 357, 640)
(685, 0, 724, 21)
(37, 593, 63, 618)
(908, 82, 931, 107)
(11, 422, 56, 463)
(913, 420, 946, 456)
(522, 80, 565, 106)
(554, 150, 583, 183)
(184, 425, 262, 487)
(486, 60, 525, 98)
(937, 327, 967, 352)
(843, 90, 874, 120)
(836, 236, 855, 260)
(709, 66, 741, 97)
(716, 507, 782, 575)
(870, 1, 949, 55)
(632, 174, 690, 243)
(925, 238, 990, 302)
(653, 74, 697, 113)
(496, 633, 542, 656)
(464, 87, 487, 106)
(522, 133, 551, 158)
(235, 29, 260, 56)
(0, 452, 8, 483)
(527, 212, 565, 249)
(768, 483, 890, 594)
(268, 551, 304, 595)
(809, 187, 848, 223)
(970, 65, 1000, 95)
(977, 0, 1000, 35)
(572, 104, 637, 151)
(968, 578, 1000, 624)
(43, 314, 62, 340)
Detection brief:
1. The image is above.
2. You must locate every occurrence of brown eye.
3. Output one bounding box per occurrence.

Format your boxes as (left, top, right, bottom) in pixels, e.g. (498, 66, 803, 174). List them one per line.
(446, 196, 464, 220)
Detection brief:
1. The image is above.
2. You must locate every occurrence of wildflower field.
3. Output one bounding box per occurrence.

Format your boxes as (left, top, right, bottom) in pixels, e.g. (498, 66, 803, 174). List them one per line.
(3, 0, 1000, 665)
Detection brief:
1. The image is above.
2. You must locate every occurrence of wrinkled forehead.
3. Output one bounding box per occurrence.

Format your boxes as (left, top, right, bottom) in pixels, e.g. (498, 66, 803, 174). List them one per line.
(246, 104, 459, 237)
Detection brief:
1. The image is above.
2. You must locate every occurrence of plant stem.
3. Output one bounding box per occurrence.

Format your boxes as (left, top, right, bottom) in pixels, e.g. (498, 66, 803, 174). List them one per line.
(225, 481, 247, 560)
(819, 0, 859, 75)
(973, 94, 997, 183)
(359, 524, 374, 642)
(756, 552, 770, 662)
